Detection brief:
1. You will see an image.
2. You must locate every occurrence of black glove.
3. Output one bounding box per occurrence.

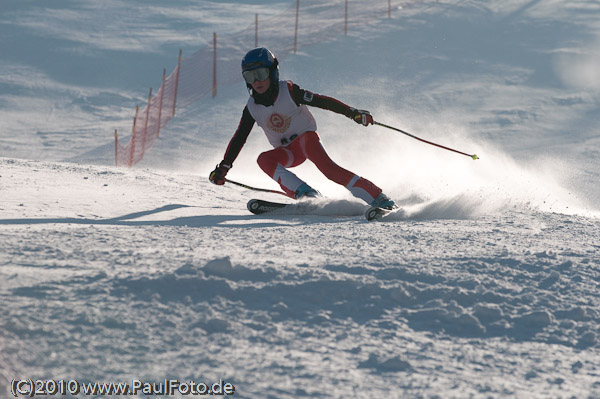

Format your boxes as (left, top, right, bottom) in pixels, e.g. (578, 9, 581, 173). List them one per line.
(209, 161, 231, 185)
(346, 107, 374, 126)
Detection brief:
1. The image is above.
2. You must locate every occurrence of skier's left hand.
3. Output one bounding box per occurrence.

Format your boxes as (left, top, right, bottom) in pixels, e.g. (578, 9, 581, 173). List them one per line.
(346, 107, 374, 126)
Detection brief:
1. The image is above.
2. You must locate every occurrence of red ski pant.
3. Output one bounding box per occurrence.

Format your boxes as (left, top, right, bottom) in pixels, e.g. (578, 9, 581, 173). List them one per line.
(257, 131, 382, 203)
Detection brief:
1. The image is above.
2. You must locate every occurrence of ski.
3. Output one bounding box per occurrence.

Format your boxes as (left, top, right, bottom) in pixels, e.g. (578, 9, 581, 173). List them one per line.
(247, 199, 291, 215)
(248, 198, 399, 220)
(365, 206, 403, 221)
(365, 206, 391, 221)
(247, 198, 345, 217)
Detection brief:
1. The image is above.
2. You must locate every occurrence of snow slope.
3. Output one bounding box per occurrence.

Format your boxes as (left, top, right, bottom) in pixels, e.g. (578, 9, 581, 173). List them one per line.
(2, 1, 600, 398)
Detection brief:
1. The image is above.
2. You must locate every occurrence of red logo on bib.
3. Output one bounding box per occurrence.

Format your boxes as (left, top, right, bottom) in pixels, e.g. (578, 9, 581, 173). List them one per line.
(268, 113, 291, 134)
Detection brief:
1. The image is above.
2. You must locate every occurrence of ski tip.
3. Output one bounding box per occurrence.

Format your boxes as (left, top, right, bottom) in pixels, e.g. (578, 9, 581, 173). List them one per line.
(365, 207, 378, 221)
(247, 199, 260, 213)
(365, 205, 402, 221)
(365, 206, 388, 221)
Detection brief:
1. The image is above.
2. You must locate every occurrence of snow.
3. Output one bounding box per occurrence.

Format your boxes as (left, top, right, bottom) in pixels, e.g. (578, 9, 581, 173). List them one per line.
(1, 0, 600, 398)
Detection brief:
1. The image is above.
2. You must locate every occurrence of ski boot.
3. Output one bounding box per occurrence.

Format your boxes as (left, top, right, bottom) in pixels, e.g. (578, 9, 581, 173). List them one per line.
(294, 183, 320, 200)
(370, 193, 396, 210)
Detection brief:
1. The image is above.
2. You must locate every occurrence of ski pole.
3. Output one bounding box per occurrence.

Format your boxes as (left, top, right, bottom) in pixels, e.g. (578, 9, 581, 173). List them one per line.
(224, 178, 288, 196)
(373, 121, 479, 160)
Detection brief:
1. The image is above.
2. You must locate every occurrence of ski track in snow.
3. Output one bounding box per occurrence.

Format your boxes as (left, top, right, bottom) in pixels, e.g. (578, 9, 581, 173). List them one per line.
(1, 158, 600, 398)
(2, 0, 600, 398)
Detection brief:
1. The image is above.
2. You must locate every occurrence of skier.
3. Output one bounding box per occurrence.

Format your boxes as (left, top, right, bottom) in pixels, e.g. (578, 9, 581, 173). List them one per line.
(209, 47, 395, 210)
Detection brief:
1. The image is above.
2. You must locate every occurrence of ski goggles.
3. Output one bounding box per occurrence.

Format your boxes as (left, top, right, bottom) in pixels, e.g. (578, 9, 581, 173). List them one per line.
(242, 67, 270, 84)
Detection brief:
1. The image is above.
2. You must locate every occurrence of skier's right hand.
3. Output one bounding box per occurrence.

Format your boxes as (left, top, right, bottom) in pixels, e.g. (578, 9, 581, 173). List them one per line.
(209, 161, 231, 185)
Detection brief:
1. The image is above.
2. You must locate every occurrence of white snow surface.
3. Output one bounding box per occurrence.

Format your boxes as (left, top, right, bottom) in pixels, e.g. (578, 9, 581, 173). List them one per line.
(2, 1, 600, 398)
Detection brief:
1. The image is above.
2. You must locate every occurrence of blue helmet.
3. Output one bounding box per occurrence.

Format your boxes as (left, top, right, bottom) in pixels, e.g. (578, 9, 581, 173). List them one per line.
(241, 47, 279, 84)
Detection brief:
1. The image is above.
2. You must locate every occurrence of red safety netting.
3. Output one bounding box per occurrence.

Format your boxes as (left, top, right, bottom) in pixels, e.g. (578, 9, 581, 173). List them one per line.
(115, 0, 422, 166)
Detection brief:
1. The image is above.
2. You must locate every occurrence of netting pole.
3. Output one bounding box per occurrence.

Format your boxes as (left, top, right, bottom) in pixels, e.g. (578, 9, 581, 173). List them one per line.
(129, 106, 139, 167)
(157, 68, 166, 137)
(388, 0, 391, 18)
(172, 49, 182, 118)
(212, 32, 217, 98)
(293, 0, 299, 53)
(255, 14, 259, 47)
(344, 0, 348, 35)
(114, 129, 118, 167)
(142, 88, 152, 155)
